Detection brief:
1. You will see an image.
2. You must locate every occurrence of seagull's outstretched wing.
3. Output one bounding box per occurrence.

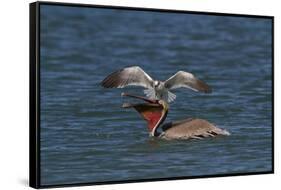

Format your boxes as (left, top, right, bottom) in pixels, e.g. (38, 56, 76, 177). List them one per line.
(101, 66, 154, 89)
(164, 71, 212, 93)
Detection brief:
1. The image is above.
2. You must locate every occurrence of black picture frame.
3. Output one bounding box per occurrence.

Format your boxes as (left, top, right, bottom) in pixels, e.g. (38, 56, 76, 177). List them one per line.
(29, 1, 274, 188)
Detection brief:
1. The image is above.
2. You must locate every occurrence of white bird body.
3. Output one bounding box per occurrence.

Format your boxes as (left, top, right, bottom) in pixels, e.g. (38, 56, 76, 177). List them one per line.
(143, 81, 177, 103)
(101, 66, 211, 103)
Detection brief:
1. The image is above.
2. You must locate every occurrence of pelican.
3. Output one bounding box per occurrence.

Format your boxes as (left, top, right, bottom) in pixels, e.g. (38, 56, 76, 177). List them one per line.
(121, 93, 230, 139)
(101, 66, 211, 103)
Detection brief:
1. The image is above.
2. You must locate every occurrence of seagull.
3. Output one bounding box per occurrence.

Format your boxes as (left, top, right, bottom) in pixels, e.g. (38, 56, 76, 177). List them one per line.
(101, 66, 211, 103)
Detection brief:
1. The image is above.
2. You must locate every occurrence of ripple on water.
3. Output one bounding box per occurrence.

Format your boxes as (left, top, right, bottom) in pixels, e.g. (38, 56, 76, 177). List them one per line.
(40, 5, 272, 185)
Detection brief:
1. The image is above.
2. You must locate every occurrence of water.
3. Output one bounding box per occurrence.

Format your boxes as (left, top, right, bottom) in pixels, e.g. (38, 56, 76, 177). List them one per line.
(40, 4, 272, 186)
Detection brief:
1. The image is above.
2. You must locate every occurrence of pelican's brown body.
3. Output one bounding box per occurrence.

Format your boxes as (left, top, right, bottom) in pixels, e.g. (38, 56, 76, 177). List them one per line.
(122, 93, 230, 140)
(159, 118, 229, 140)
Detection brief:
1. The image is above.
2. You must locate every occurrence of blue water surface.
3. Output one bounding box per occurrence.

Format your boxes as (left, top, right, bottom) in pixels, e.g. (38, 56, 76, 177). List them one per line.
(40, 4, 272, 185)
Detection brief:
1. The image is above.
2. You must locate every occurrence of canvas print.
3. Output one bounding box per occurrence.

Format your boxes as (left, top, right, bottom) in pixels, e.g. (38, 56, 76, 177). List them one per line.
(30, 2, 273, 188)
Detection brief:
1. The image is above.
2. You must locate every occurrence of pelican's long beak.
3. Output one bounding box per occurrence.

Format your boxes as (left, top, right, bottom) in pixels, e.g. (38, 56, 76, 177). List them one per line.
(122, 93, 168, 136)
(121, 92, 158, 104)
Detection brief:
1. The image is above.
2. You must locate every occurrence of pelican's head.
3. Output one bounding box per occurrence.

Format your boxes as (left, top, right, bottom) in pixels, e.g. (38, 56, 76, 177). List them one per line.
(121, 93, 168, 137)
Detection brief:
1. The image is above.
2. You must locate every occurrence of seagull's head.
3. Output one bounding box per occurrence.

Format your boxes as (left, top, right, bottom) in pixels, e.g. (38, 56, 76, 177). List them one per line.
(154, 81, 160, 88)
(121, 93, 169, 137)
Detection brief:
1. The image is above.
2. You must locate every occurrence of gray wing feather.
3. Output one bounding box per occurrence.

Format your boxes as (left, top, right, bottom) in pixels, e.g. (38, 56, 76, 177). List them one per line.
(101, 66, 154, 89)
(164, 71, 211, 93)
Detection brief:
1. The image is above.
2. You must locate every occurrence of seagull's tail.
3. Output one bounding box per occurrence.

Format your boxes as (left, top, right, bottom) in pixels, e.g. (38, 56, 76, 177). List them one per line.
(144, 89, 156, 100)
(144, 89, 176, 103)
(167, 90, 176, 103)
